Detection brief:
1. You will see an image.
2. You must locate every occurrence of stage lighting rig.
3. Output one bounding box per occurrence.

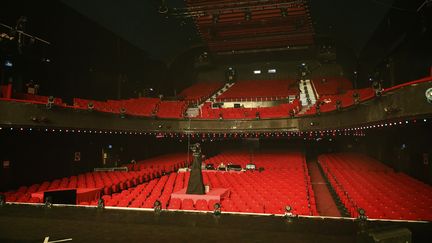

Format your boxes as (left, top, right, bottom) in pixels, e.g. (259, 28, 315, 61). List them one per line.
(0, 17, 50, 54)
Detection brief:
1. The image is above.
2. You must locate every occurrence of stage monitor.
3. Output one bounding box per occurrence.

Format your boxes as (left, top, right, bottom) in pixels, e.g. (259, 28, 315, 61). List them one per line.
(44, 189, 77, 205)
(246, 164, 256, 170)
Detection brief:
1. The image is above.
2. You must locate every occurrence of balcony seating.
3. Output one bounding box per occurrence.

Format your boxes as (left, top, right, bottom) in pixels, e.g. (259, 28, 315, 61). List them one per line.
(73, 97, 160, 116)
(13, 93, 64, 105)
(301, 88, 375, 115)
(155, 101, 187, 118)
(216, 80, 298, 102)
(312, 77, 353, 95)
(319, 153, 432, 221)
(178, 81, 224, 104)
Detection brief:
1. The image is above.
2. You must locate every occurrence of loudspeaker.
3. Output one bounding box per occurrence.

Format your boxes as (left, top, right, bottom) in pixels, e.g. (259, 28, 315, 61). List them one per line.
(357, 227, 411, 243)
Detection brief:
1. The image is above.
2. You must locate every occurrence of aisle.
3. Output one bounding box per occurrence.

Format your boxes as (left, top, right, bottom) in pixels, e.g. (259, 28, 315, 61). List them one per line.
(308, 162, 341, 217)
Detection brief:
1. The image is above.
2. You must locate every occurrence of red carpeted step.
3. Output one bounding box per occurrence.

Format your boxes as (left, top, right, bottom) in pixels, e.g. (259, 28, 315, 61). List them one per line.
(308, 162, 341, 217)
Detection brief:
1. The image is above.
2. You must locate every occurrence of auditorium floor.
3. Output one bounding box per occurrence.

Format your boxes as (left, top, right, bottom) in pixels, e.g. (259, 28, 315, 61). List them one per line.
(0, 204, 430, 243)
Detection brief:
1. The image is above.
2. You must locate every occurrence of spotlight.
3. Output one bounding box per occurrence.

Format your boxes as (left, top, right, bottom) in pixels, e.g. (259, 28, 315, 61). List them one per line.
(154, 200, 162, 212)
(212, 13, 219, 24)
(281, 8, 288, 17)
(353, 92, 360, 104)
(336, 100, 342, 110)
(284, 205, 296, 222)
(219, 113, 223, 120)
(358, 208, 367, 221)
(97, 198, 104, 209)
(46, 96, 54, 109)
(213, 202, 221, 215)
(244, 9, 251, 21)
(45, 196, 53, 208)
(372, 81, 383, 97)
(87, 102, 94, 111)
(289, 110, 295, 118)
(0, 194, 5, 206)
(426, 88, 432, 104)
(120, 107, 126, 118)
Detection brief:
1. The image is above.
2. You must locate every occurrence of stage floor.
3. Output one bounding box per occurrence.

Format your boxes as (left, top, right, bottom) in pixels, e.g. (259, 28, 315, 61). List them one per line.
(0, 204, 430, 243)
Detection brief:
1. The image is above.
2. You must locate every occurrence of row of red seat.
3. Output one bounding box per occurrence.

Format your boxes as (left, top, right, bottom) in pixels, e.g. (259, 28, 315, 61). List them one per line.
(301, 88, 375, 115)
(178, 81, 224, 104)
(319, 153, 432, 221)
(198, 99, 301, 119)
(3, 171, 151, 203)
(97, 151, 317, 215)
(125, 153, 191, 172)
(2, 153, 191, 204)
(216, 80, 299, 102)
(13, 93, 64, 105)
(155, 101, 187, 118)
(73, 97, 160, 117)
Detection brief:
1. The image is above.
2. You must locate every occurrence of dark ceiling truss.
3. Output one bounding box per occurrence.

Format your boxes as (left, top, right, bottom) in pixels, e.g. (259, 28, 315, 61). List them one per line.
(176, 0, 314, 53)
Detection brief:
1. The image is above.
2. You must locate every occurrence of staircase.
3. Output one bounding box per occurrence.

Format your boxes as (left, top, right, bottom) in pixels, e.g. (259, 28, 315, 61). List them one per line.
(185, 83, 235, 118)
(298, 79, 317, 114)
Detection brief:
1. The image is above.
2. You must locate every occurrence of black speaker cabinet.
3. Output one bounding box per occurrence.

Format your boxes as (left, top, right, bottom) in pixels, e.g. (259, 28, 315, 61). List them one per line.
(44, 189, 77, 205)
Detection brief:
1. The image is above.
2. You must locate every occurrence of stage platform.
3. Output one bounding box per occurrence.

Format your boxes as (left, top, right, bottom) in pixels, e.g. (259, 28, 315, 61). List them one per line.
(171, 188, 230, 203)
(0, 204, 431, 243)
(31, 188, 101, 204)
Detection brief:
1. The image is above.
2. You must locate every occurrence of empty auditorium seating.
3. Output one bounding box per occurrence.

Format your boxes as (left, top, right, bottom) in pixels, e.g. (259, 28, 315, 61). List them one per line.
(13, 93, 64, 105)
(73, 97, 160, 116)
(155, 101, 187, 118)
(69, 151, 317, 215)
(301, 88, 375, 115)
(178, 81, 224, 104)
(312, 77, 353, 96)
(2, 153, 191, 205)
(318, 153, 432, 221)
(216, 80, 298, 102)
